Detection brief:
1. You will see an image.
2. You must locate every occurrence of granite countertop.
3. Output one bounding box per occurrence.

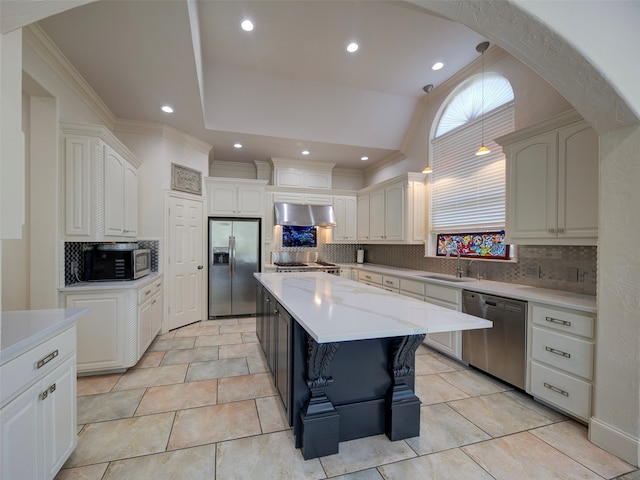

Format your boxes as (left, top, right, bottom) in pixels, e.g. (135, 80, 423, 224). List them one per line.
(254, 272, 492, 343)
(1, 308, 89, 364)
(58, 272, 162, 292)
(338, 263, 596, 313)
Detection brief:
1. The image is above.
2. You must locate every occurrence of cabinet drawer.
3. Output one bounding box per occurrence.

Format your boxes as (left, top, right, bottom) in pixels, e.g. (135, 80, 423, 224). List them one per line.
(400, 278, 425, 296)
(358, 271, 382, 285)
(425, 284, 461, 305)
(531, 326, 594, 380)
(138, 278, 162, 304)
(531, 303, 595, 339)
(382, 275, 400, 290)
(530, 361, 591, 420)
(1, 326, 76, 406)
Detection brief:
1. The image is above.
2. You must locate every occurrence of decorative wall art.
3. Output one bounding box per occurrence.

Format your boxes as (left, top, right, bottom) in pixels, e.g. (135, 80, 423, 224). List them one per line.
(436, 231, 510, 259)
(171, 163, 202, 195)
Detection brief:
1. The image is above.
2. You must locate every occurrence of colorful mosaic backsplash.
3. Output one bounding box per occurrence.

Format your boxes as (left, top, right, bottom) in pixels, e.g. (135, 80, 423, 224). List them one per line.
(436, 232, 509, 260)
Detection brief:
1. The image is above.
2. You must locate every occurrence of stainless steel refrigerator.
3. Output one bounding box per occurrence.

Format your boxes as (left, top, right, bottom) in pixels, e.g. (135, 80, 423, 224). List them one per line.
(208, 218, 261, 317)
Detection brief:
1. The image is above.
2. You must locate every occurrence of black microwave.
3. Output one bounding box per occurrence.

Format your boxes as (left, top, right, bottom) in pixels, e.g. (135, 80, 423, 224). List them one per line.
(84, 244, 151, 281)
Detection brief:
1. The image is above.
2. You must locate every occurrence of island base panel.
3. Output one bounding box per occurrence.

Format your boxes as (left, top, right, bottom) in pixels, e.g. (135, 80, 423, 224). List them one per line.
(385, 384, 421, 441)
(300, 406, 340, 460)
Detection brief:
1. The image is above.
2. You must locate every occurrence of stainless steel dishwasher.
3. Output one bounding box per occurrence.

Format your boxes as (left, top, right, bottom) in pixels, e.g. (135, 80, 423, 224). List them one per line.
(462, 290, 527, 389)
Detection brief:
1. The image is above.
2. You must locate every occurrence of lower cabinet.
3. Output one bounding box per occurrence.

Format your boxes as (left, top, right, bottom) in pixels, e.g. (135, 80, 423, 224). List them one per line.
(138, 278, 164, 355)
(424, 284, 463, 360)
(1, 327, 77, 480)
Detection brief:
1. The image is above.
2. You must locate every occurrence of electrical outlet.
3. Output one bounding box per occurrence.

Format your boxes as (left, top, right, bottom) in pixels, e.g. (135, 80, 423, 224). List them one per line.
(70, 261, 78, 274)
(525, 266, 540, 278)
(566, 267, 579, 282)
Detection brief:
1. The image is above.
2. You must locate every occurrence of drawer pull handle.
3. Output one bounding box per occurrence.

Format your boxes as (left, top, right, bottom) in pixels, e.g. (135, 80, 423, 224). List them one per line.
(41, 390, 48, 400)
(545, 346, 570, 358)
(544, 382, 569, 397)
(156, 282, 162, 288)
(49, 383, 56, 394)
(40, 383, 57, 401)
(546, 316, 571, 327)
(36, 349, 58, 369)
(145, 289, 152, 296)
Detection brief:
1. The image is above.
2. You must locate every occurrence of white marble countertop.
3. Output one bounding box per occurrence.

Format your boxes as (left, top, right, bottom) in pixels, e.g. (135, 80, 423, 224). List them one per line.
(254, 272, 492, 343)
(58, 272, 161, 292)
(1, 308, 89, 364)
(338, 263, 596, 313)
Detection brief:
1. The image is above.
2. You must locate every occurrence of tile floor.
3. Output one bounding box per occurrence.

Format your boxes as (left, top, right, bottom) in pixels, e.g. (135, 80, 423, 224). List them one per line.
(55, 317, 639, 480)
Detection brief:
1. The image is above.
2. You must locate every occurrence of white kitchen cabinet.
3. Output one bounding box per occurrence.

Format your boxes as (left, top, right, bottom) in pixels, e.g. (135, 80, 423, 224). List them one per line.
(271, 157, 334, 189)
(205, 178, 267, 217)
(423, 283, 463, 360)
(1, 325, 77, 480)
(496, 111, 598, 245)
(62, 122, 140, 241)
(61, 275, 163, 374)
(527, 302, 596, 421)
(331, 195, 357, 242)
(357, 173, 425, 244)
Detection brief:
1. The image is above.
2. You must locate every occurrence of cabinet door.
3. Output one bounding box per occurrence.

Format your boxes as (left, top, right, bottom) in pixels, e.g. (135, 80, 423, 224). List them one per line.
(507, 131, 558, 240)
(557, 122, 598, 239)
(343, 196, 357, 241)
(275, 306, 291, 415)
(209, 184, 237, 215)
(237, 186, 263, 216)
(151, 291, 163, 340)
(104, 145, 126, 237)
(357, 195, 370, 241)
(123, 163, 138, 237)
(331, 196, 347, 242)
(384, 182, 405, 241)
(65, 136, 92, 236)
(65, 292, 123, 372)
(0, 382, 40, 480)
(369, 190, 386, 240)
(138, 299, 154, 355)
(41, 356, 76, 480)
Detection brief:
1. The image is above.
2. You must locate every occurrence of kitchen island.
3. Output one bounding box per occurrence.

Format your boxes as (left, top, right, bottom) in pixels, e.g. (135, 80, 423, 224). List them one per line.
(254, 272, 492, 459)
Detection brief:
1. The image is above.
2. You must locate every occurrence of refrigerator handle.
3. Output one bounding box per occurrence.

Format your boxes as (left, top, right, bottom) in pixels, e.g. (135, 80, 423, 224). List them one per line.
(229, 236, 236, 275)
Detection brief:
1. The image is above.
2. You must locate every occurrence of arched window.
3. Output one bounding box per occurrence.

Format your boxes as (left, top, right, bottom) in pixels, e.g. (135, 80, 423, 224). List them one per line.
(429, 73, 514, 258)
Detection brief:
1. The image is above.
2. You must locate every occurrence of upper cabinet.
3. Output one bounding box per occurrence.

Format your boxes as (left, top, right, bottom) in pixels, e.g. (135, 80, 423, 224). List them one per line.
(62, 123, 140, 241)
(271, 157, 334, 189)
(357, 173, 426, 244)
(331, 195, 357, 243)
(496, 111, 598, 245)
(205, 178, 267, 217)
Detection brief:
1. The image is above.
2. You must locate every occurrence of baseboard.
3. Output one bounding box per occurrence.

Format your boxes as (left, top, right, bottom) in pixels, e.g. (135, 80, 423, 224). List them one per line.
(590, 417, 640, 467)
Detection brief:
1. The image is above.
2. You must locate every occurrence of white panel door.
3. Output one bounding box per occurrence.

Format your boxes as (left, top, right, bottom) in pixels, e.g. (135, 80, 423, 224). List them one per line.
(168, 195, 204, 330)
(103, 145, 125, 237)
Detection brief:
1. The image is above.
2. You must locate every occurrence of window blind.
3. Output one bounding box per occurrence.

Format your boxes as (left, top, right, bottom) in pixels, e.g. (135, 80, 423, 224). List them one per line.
(430, 103, 514, 233)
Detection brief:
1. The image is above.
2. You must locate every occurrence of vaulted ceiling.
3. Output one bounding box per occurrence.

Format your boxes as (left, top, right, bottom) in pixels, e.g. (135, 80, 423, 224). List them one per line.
(37, 1, 488, 170)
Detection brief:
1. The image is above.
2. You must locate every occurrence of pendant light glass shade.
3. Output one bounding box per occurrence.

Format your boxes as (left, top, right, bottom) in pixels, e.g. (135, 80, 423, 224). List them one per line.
(476, 41, 490, 156)
(422, 166, 433, 173)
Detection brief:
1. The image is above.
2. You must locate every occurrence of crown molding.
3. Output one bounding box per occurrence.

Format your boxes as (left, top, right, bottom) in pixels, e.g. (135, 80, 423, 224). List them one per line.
(113, 119, 212, 154)
(23, 24, 117, 129)
(363, 150, 407, 177)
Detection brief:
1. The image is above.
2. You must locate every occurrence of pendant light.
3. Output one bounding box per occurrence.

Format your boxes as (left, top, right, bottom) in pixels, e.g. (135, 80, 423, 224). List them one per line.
(422, 83, 434, 173)
(475, 41, 491, 156)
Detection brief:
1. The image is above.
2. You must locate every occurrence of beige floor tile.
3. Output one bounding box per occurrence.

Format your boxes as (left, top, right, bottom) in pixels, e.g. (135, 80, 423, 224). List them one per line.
(112, 364, 187, 391)
(330, 469, 384, 480)
(65, 413, 175, 468)
(148, 336, 196, 352)
(238, 316, 257, 325)
(102, 444, 216, 480)
(415, 344, 431, 355)
(219, 342, 264, 359)
(215, 430, 325, 480)
(319, 434, 416, 477)
(160, 345, 219, 365)
(437, 369, 511, 396)
(185, 357, 249, 382)
(202, 318, 239, 326)
(414, 374, 470, 405)
(247, 353, 269, 374)
(619, 471, 640, 480)
(133, 350, 165, 369)
(195, 333, 243, 347)
(218, 372, 277, 403)
(242, 331, 259, 343)
(220, 323, 259, 334)
(255, 395, 289, 434)
(531, 420, 636, 478)
(173, 324, 221, 338)
(135, 379, 218, 416)
(378, 448, 495, 480)
(502, 389, 567, 422)
(167, 399, 261, 449)
(414, 353, 461, 375)
(405, 403, 491, 455)
(449, 392, 554, 437)
(76, 373, 122, 396)
(462, 431, 604, 480)
(156, 330, 176, 340)
(77, 389, 146, 424)
(54, 463, 109, 480)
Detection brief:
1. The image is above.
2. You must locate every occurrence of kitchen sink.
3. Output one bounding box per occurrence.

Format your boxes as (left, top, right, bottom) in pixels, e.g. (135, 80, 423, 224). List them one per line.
(416, 274, 473, 283)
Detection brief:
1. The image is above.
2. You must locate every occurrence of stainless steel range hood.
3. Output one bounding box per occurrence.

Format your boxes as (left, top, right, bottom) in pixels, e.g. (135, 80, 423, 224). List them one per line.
(274, 203, 337, 227)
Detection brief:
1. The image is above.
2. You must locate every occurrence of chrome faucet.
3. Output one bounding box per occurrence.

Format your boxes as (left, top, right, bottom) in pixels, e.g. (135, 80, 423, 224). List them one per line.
(446, 247, 464, 278)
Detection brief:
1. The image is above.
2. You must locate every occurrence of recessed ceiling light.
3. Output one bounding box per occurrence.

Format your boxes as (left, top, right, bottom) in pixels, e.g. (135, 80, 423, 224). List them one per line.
(240, 19, 254, 32)
(361, 156, 369, 161)
(234, 143, 242, 149)
(346, 42, 359, 53)
(432, 62, 445, 71)
(301, 150, 310, 155)
(161, 105, 174, 113)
